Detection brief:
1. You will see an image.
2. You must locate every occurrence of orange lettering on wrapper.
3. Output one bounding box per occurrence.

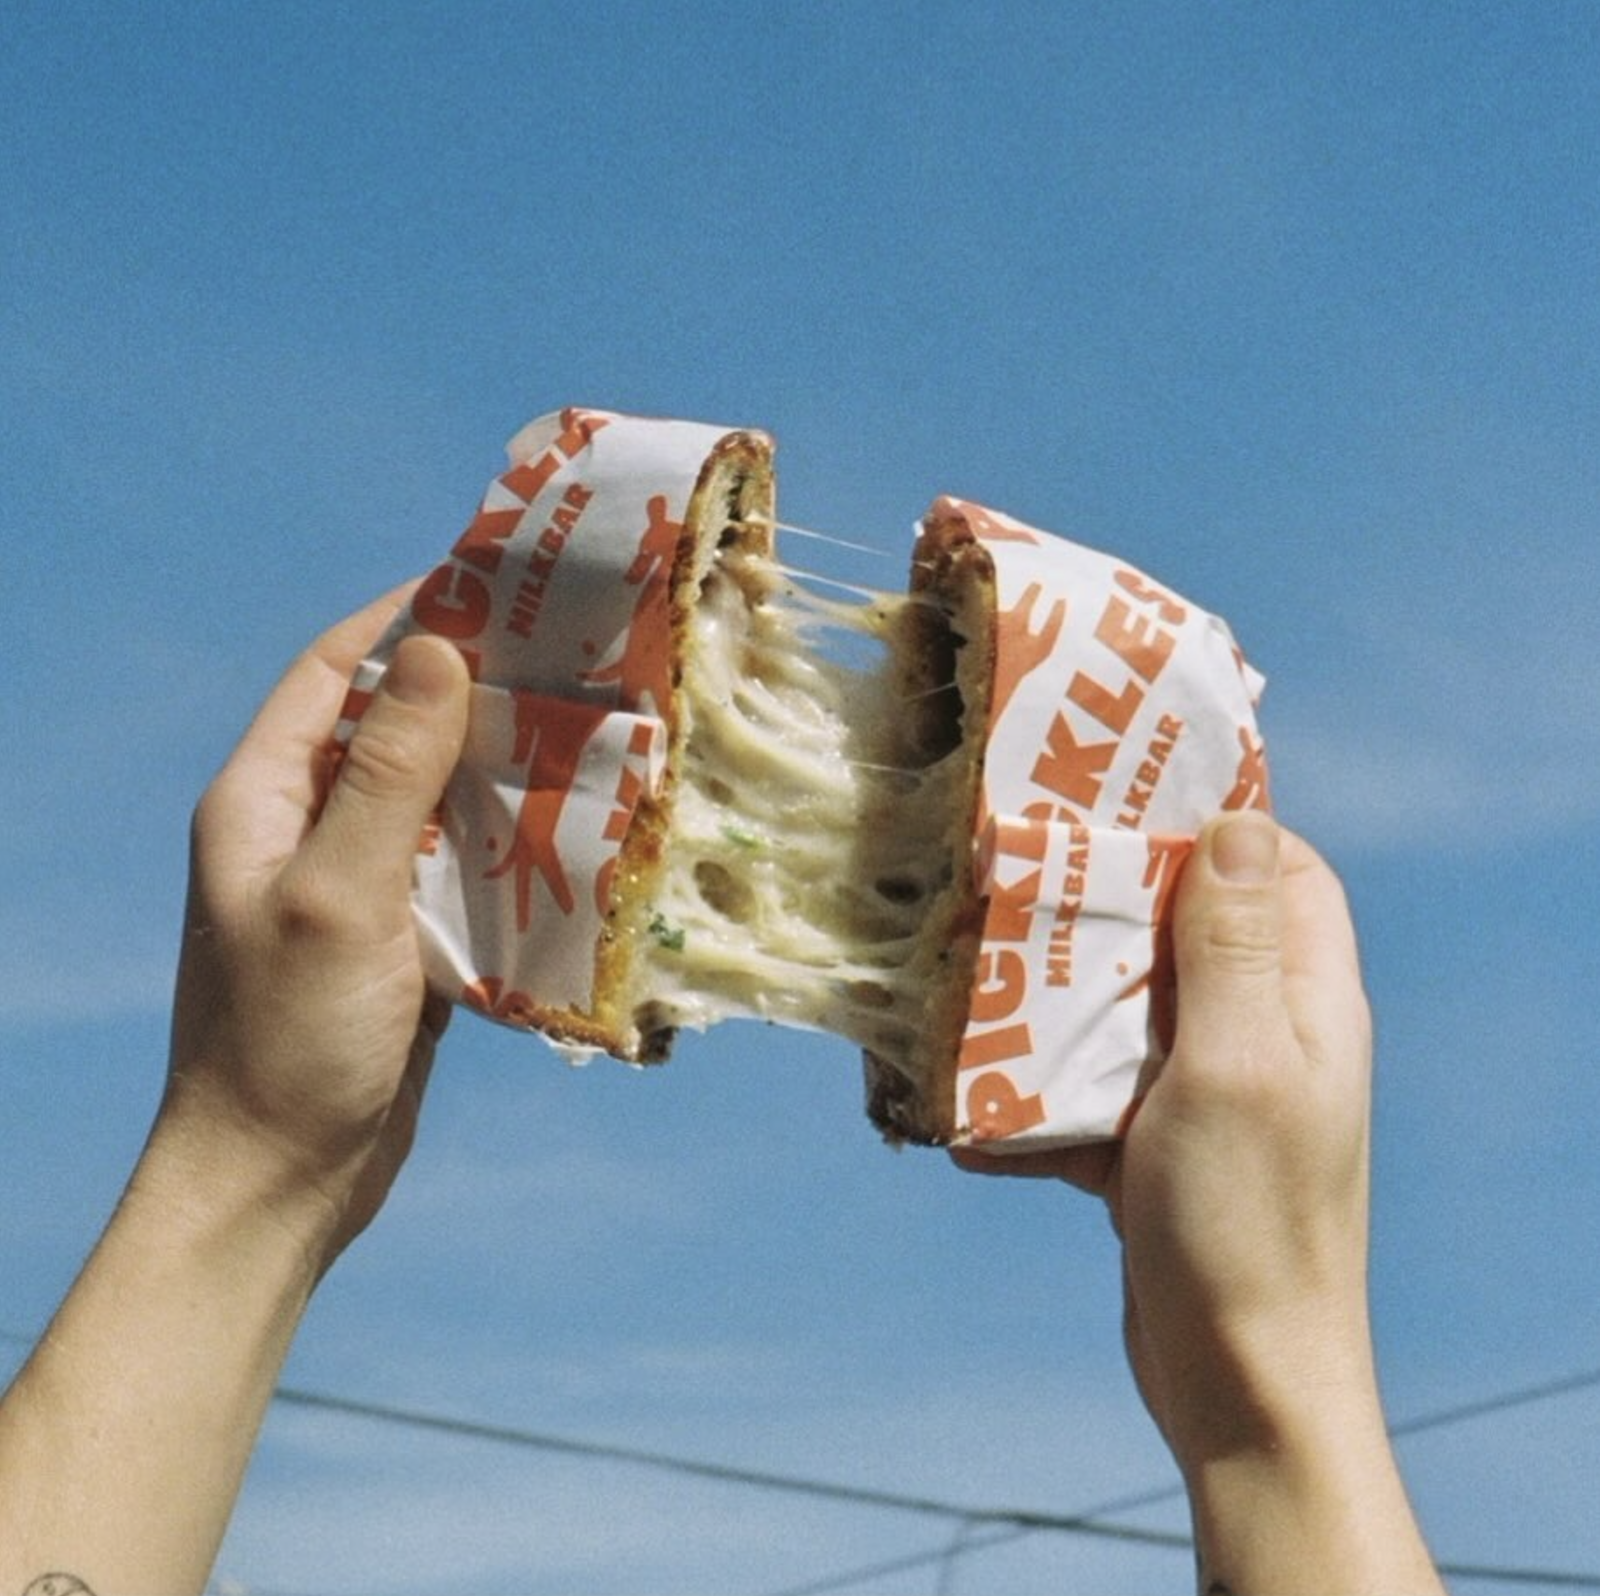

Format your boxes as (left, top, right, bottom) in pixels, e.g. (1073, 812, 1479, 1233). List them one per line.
(959, 817, 1044, 1133)
(1045, 823, 1091, 988)
(1115, 713, 1184, 830)
(1032, 711, 1117, 810)
(990, 810, 1050, 862)
(969, 948, 1028, 1024)
(1096, 593, 1178, 681)
(966, 1070, 1047, 1141)
(1067, 668, 1144, 736)
(959, 1022, 1033, 1071)
(500, 408, 611, 502)
(508, 482, 595, 640)
(1113, 568, 1188, 627)
(451, 505, 525, 576)
(413, 563, 492, 641)
(958, 529, 1209, 1143)
(981, 864, 1044, 944)
(1022, 568, 1186, 815)
(412, 410, 611, 654)
(950, 501, 1040, 545)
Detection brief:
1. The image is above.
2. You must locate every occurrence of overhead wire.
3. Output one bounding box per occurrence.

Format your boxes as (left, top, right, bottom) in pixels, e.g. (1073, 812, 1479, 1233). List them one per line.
(8, 1326, 1600, 1590)
(759, 1362, 1600, 1596)
(1389, 1365, 1600, 1440)
(935, 1516, 979, 1596)
(765, 1530, 1600, 1596)
(278, 1376, 1600, 1594)
(270, 1385, 1192, 1549)
(764, 1524, 1033, 1596)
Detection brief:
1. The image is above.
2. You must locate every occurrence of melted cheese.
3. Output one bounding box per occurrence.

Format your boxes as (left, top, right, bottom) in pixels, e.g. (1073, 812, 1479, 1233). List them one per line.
(628, 541, 965, 1070)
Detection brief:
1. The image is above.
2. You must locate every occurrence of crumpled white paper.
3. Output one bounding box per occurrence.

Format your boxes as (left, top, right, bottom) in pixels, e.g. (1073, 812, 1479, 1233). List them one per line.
(337, 411, 1268, 1149)
(927, 497, 1267, 1146)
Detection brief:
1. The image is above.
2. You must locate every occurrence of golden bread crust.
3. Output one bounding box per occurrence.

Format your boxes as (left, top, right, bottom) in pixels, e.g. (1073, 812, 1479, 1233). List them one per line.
(588, 431, 778, 1060)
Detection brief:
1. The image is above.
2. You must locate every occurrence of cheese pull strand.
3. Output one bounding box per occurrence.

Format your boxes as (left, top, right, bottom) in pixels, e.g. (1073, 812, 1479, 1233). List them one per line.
(627, 528, 966, 1071)
(729, 515, 888, 558)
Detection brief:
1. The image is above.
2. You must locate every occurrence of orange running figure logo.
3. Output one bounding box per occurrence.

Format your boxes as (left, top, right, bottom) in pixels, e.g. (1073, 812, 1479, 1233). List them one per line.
(576, 493, 680, 715)
(483, 691, 611, 929)
(461, 973, 540, 1027)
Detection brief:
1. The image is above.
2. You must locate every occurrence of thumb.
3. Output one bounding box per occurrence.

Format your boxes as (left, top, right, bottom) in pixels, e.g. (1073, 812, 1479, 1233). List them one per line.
(1168, 810, 1290, 1074)
(312, 634, 471, 902)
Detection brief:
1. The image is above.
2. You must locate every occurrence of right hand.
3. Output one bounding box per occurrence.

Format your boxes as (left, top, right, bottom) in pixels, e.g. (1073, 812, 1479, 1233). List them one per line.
(1106, 812, 1377, 1466)
(956, 814, 1447, 1593)
(956, 812, 1378, 1465)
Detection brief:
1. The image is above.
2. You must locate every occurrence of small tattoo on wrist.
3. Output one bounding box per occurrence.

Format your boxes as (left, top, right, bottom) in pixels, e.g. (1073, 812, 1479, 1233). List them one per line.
(23, 1576, 97, 1596)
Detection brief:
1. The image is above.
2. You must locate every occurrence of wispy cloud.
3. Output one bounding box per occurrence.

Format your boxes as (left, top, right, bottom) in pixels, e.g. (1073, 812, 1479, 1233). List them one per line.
(0, 906, 175, 1025)
(1266, 588, 1600, 853)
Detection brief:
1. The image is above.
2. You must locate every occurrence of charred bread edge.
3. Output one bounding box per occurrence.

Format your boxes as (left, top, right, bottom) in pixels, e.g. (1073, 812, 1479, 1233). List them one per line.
(862, 505, 998, 1145)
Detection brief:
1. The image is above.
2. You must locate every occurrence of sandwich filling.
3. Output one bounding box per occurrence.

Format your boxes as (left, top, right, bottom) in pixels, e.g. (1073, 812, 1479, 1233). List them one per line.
(613, 500, 977, 1092)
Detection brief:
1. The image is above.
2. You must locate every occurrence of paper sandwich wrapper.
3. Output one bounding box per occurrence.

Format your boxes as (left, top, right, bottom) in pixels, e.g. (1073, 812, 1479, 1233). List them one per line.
(339, 407, 1268, 1150)
(930, 497, 1268, 1146)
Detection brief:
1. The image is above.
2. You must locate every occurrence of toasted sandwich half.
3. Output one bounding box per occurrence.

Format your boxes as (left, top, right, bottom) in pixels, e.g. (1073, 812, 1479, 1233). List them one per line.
(587, 430, 994, 1144)
(342, 407, 1267, 1150)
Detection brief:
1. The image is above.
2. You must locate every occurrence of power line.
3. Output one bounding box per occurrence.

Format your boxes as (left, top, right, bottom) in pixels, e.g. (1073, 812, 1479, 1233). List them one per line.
(774, 1527, 1600, 1596)
(10, 1326, 1600, 1591)
(758, 1364, 1600, 1596)
(276, 1381, 1600, 1595)
(1444, 1567, 1600, 1591)
(763, 1524, 1031, 1596)
(1013, 1362, 1600, 1526)
(770, 1525, 1600, 1596)
(1391, 1366, 1600, 1440)
(273, 1385, 1193, 1549)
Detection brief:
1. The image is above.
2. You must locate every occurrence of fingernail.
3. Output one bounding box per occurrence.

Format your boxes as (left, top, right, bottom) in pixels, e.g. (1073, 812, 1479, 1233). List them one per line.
(1210, 810, 1279, 885)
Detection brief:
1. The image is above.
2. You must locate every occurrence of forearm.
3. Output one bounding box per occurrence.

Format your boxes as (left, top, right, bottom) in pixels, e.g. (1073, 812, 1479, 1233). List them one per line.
(1183, 1385, 1443, 1596)
(0, 1112, 335, 1595)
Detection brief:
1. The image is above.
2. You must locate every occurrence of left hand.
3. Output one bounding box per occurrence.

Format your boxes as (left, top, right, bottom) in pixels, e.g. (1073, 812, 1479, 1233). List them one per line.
(161, 591, 470, 1267)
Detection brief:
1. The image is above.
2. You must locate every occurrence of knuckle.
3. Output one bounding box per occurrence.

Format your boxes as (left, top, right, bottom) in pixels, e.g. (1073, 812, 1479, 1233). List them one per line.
(272, 867, 358, 945)
(191, 771, 242, 851)
(1194, 900, 1281, 975)
(185, 785, 250, 931)
(190, 783, 221, 843)
(339, 716, 423, 803)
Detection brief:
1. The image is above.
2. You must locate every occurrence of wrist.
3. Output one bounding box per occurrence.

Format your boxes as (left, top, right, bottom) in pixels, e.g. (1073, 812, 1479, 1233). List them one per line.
(0, 1086, 342, 1593)
(132, 1087, 354, 1291)
(1177, 1367, 1440, 1595)
(1148, 1280, 1380, 1469)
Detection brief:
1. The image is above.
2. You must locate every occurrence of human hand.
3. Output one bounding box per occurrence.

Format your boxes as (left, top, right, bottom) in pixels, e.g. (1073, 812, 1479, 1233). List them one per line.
(0, 595, 471, 1594)
(158, 592, 470, 1270)
(1118, 814, 1377, 1467)
(955, 812, 1440, 1591)
(958, 813, 1374, 1458)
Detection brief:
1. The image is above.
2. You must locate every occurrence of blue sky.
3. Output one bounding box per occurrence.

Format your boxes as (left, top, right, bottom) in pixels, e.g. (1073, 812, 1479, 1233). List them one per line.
(5, 2, 1600, 1590)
